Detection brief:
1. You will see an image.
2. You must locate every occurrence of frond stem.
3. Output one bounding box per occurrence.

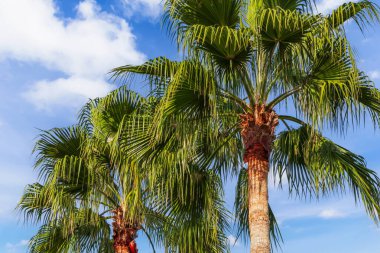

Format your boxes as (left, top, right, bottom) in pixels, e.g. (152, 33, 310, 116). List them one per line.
(267, 86, 302, 109)
(219, 90, 250, 112)
(141, 226, 157, 253)
(278, 115, 306, 126)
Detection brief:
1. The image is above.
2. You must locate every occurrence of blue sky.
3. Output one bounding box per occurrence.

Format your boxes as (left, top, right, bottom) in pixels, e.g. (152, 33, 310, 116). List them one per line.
(0, 0, 379, 252)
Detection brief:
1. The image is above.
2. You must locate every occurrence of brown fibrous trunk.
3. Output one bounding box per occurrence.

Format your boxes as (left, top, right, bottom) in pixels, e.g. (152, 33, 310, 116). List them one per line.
(112, 207, 140, 253)
(241, 104, 278, 253)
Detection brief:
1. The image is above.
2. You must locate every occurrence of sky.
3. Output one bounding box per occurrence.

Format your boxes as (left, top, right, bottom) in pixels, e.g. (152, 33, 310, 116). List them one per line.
(0, 0, 379, 252)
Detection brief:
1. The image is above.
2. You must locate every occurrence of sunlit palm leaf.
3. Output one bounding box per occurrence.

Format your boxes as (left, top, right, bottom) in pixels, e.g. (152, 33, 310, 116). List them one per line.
(327, 1, 379, 30)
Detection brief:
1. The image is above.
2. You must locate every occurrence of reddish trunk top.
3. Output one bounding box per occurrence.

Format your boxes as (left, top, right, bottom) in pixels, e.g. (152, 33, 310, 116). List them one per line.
(112, 207, 140, 253)
(240, 104, 278, 163)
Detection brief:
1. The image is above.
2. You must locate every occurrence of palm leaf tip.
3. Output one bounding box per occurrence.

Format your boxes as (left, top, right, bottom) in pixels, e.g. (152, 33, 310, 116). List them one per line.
(328, 1, 380, 30)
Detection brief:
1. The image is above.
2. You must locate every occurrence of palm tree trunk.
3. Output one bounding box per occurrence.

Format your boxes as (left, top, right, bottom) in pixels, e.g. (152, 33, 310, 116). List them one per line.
(247, 146, 270, 253)
(241, 104, 278, 253)
(114, 245, 130, 253)
(112, 207, 139, 253)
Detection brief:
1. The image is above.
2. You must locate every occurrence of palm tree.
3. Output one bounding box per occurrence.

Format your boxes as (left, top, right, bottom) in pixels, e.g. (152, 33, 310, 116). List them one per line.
(112, 1, 380, 252)
(18, 87, 230, 253)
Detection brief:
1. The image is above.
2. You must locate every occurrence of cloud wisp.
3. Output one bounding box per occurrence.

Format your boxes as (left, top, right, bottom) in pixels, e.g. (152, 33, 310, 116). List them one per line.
(369, 70, 380, 80)
(318, 209, 348, 219)
(5, 240, 28, 253)
(121, 0, 163, 19)
(269, 189, 360, 224)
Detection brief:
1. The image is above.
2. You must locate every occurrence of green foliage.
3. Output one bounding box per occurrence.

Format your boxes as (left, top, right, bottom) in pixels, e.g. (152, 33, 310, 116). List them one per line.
(164, 0, 243, 36)
(19, 1, 380, 252)
(110, 0, 380, 250)
(19, 87, 231, 253)
(328, 1, 379, 30)
(28, 209, 112, 253)
(272, 125, 380, 222)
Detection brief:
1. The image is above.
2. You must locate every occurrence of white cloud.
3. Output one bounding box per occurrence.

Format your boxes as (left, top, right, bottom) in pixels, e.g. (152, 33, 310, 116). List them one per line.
(369, 71, 380, 80)
(319, 209, 347, 219)
(316, 0, 357, 14)
(271, 196, 358, 224)
(5, 240, 28, 253)
(121, 0, 163, 19)
(0, 0, 146, 110)
(22, 76, 113, 111)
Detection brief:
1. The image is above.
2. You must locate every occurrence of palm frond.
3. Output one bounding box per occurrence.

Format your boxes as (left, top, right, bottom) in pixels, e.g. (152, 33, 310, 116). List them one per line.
(164, 0, 243, 41)
(110, 57, 180, 91)
(154, 166, 231, 253)
(327, 1, 379, 30)
(28, 209, 112, 253)
(272, 125, 380, 222)
(33, 126, 87, 182)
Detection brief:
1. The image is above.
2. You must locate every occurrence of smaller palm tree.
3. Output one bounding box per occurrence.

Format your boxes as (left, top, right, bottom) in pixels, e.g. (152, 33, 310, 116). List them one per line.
(18, 87, 231, 253)
(18, 126, 115, 252)
(18, 126, 163, 253)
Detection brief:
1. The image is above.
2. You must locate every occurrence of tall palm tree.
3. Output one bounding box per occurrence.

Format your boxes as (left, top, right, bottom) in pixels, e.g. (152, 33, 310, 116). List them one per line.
(18, 87, 230, 253)
(112, 1, 380, 252)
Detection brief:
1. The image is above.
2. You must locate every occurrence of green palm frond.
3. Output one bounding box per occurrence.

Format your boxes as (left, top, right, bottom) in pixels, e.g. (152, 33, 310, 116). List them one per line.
(182, 25, 252, 77)
(356, 83, 380, 126)
(90, 86, 145, 138)
(17, 183, 77, 225)
(272, 125, 380, 222)
(327, 1, 379, 30)
(260, 0, 314, 11)
(77, 99, 99, 133)
(267, 35, 380, 131)
(31, 126, 97, 202)
(154, 165, 231, 253)
(294, 69, 380, 130)
(110, 57, 180, 91)
(33, 126, 87, 182)
(249, 7, 320, 52)
(28, 209, 112, 253)
(164, 0, 243, 39)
